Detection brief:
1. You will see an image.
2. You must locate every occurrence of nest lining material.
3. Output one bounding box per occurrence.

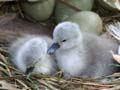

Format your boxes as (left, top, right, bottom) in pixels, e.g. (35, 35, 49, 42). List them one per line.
(0, 47, 119, 90)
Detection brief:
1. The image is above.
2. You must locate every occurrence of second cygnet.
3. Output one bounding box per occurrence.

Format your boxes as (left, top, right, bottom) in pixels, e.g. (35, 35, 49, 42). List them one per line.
(9, 35, 57, 75)
(48, 22, 118, 79)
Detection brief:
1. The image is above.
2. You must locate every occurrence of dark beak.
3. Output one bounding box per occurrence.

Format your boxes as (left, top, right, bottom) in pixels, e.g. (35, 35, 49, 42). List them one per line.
(47, 43, 60, 55)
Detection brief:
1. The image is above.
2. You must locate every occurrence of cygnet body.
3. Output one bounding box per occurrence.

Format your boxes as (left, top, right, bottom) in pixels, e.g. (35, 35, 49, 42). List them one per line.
(9, 35, 57, 75)
(48, 22, 118, 79)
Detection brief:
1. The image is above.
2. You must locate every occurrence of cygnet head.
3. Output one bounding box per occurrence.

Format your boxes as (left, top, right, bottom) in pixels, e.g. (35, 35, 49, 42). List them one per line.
(48, 22, 82, 54)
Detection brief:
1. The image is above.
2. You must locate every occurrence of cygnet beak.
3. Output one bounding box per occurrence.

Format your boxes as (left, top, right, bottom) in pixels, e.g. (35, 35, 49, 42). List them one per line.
(47, 43, 60, 55)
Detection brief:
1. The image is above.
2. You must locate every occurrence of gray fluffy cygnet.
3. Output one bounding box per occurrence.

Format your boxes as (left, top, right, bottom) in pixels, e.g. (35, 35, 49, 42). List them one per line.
(47, 22, 118, 79)
(9, 35, 57, 75)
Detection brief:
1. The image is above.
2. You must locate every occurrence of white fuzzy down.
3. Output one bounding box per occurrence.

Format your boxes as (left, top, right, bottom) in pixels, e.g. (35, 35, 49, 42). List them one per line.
(52, 22, 118, 79)
(9, 35, 57, 75)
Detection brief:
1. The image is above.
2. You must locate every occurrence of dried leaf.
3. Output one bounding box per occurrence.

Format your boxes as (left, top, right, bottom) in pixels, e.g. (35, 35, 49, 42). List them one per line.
(110, 51, 120, 63)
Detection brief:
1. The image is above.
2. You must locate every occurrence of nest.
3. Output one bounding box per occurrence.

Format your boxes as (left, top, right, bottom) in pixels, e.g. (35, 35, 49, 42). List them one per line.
(0, 47, 119, 90)
(0, 1, 120, 90)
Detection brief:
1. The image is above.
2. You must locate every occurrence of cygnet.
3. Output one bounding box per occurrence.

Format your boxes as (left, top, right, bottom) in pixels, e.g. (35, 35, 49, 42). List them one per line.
(9, 35, 57, 75)
(47, 22, 118, 79)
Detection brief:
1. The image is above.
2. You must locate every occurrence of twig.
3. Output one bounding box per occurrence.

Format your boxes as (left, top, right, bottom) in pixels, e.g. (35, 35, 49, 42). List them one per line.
(0, 75, 26, 80)
(16, 79, 31, 89)
(37, 79, 60, 90)
(55, 0, 81, 12)
(102, 85, 120, 90)
(43, 77, 114, 87)
(63, 81, 114, 87)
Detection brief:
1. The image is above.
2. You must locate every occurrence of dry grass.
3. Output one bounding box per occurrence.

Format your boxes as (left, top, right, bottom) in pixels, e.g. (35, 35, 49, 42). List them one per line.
(0, 1, 120, 90)
(0, 47, 119, 90)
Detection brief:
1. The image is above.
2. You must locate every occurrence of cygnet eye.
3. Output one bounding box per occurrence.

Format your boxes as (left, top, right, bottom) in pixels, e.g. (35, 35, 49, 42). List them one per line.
(62, 40, 67, 42)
